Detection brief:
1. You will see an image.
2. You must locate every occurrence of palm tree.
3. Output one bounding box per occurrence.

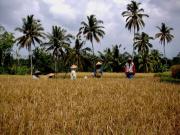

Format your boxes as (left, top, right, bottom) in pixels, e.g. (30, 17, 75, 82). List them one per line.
(122, 0, 149, 56)
(134, 32, 153, 55)
(99, 45, 126, 72)
(78, 15, 105, 71)
(67, 36, 91, 71)
(15, 15, 44, 75)
(150, 49, 162, 62)
(44, 26, 74, 73)
(98, 48, 113, 71)
(155, 23, 174, 58)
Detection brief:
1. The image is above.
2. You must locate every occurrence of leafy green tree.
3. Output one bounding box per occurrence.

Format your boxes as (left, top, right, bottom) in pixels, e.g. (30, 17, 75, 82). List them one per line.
(15, 15, 44, 75)
(150, 49, 163, 72)
(122, 0, 149, 56)
(32, 47, 54, 73)
(155, 23, 174, 58)
(138, 53, 153, 73)
(172, 52, 180, 65)
(111, 45, 124, 72)
(79, 15, 105, 71)
(0, 26, 15, 72)
(99, 45, 127, 72)
(134, 32, 153, 55)
(44, 26, 74, 73)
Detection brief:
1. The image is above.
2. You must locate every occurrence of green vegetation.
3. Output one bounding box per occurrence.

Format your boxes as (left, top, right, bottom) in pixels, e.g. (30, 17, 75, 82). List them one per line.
(43, 25, 74, 73)
(122, 0, 149, 56)
(0, 1, 177, 75)
(155, 23, 174, 58)
(15, 15, 45, 75)
(78, 14, 105, 71)
(155, 72, 180, 84)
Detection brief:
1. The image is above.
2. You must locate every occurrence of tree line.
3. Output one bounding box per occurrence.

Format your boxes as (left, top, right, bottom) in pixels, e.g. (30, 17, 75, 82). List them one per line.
(0, 0, 178, 75)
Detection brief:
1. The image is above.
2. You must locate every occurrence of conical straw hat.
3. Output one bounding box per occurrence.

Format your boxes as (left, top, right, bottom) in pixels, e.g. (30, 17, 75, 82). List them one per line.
(96, 62, 102, 65)
(71, 64, 77, 69)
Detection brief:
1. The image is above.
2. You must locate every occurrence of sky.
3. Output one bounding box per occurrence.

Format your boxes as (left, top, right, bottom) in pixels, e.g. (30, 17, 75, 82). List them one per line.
(0, 0, 179, 58)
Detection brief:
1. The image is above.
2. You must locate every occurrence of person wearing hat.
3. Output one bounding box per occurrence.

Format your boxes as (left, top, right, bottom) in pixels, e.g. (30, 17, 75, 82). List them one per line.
(94, 62, 103, 78)
(125, 57, 136, 79)
(70, 64, 77, 80)
(32, 70, 41, 79)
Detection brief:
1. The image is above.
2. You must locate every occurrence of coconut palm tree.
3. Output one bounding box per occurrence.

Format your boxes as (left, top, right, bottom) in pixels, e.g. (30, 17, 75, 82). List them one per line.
(122, 1, 149, 56)
(67, 36, 91, 71)
(44, 26, 74, 73)
(155, 23, 174, 58)
(98, 48, 113, 71)
(15, 15, 44, 75)
(78, 15, 105, 71)
(134, 32, 153, 55)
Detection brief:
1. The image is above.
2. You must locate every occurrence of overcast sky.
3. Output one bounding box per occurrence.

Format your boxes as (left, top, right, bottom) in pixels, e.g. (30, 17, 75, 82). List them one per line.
(0, 0, 179, 58)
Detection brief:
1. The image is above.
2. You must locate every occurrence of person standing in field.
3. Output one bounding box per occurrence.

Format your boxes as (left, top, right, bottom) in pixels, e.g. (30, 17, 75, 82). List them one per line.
(125, 57, 136, 79)
(70, 64, 77, 80)
(94, 62, 103, 78)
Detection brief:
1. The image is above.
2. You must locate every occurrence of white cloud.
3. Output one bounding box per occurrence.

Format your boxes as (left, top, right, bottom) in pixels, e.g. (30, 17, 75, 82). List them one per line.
(141, 1, 169, 21)
(42, 0, 77, 20)
(113, 0, 129, 6)
(85, 0, 114, 20)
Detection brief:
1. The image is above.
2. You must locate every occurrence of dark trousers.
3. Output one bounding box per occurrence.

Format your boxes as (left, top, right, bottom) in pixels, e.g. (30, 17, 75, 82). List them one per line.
(126, 72, 134, 79)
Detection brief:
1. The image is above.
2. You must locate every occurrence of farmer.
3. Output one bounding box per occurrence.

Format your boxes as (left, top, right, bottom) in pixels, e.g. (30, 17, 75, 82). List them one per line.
(125, 57, 136, 79)
(94, 62, 103, 78)
(70, 64, 77, 80)
(32, 70, 41, 79)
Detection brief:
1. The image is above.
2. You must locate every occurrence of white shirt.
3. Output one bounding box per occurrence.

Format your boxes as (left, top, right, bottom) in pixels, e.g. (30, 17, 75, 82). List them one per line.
(70, 70, 77, 80)
(125, 62, 134, 73)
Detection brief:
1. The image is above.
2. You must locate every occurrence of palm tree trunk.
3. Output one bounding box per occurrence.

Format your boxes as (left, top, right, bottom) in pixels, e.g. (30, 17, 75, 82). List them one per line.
(30, 47, 33, 76)
(163, 44, 166, 58)
(132, 28, 135, 58)
(91, 41, 96, 74)
(163, 44, 168, 66)
(55, 58, 57, 74)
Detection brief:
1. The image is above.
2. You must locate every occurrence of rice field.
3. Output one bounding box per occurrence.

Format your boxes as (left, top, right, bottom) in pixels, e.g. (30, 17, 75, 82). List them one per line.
(0, 73, 180, 135)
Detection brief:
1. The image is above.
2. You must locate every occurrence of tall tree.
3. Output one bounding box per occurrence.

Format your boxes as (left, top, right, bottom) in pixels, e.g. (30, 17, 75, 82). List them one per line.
(67, 36, 91, 71)
(150, 49, 163, 72)
(98, 48, 113, 71)
(78, 15, 105, 72)
(44, 26, 74, 73)
(155, 23, 174, 58)
(134, 32, 153, 55)
(32, 47, 54, 73)
(99, 45, 126, 72)
(122, 0, 149, 56)
(138, 53, 153, 73)
(0, 26, 14, 71)
(15, 15, 44, 75)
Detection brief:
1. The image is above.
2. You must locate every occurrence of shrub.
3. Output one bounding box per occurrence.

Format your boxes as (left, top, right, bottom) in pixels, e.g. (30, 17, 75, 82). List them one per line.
(10, 66, 30, 75)
(0, 67, 4, 74)
(154, 72, 171, 77)
(171, 65, 180, 79)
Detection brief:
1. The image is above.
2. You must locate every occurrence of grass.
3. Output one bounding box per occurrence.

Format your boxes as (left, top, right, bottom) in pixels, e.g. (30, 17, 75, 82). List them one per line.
(154, 72, 171, 78)
(0, 73, 180, 134)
